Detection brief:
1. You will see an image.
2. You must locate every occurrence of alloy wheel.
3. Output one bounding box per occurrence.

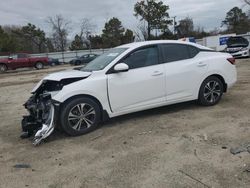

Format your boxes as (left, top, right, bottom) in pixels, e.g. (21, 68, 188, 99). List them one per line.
(68, 103, 96, 131)
(203, 80, 222, 103)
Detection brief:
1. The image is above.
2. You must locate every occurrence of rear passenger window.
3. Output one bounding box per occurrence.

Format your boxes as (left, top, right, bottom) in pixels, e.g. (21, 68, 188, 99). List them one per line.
(161, 44, 199, 63)
(161, 44, 190, 63)
(188, 46, 200, 58)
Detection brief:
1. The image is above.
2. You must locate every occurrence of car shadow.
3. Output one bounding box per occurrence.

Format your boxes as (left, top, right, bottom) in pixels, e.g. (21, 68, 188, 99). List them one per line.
(103, 100, 200, 127)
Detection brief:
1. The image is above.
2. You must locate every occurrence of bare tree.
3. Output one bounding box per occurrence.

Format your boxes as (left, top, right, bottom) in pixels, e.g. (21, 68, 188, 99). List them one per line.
(47, 15, 70, 52)
(244, 0, 250, 17)
(79, 18, 96, 49)
(244, 0, 250, 5)
(80, 18, 96, 39)
(134, 21, 148, 41)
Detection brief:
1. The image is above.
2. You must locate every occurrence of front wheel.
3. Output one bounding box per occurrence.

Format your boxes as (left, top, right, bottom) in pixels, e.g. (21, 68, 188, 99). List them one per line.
(60, 97, 101, 136)
(35, 62, 44, 70)
(198, 76, 224, 106)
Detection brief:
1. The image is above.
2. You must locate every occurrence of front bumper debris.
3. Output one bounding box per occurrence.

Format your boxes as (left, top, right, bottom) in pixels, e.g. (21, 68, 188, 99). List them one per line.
(21, 91, 58, 146)
(33, 105, 55, 145)
(21, 104, 56, 146)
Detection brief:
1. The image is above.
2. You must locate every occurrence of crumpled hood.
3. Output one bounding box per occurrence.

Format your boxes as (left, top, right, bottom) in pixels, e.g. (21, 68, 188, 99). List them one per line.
(32, 69, 91, 93)
(44, 69, 91, 81)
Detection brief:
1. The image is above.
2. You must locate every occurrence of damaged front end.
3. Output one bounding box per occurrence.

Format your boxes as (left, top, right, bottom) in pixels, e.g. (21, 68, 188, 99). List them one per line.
(21, 76, 87, 145)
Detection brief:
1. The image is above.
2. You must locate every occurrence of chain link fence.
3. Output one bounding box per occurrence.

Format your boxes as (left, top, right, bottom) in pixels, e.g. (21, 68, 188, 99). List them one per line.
(0, 48, 110, 63)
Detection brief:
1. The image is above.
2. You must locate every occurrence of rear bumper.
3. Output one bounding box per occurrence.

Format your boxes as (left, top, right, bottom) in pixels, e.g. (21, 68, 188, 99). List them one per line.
(226, 67, 237, 89)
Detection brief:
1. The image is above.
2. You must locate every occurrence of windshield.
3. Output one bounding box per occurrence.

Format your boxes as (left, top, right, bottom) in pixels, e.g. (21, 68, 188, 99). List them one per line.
(227, 37, 249, 47)
(81, 48, 127, 72)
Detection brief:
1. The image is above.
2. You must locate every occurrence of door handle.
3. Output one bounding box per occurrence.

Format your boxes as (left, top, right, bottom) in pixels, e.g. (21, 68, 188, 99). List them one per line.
(197, 62, 207, 67)
(152, 71, 163, 76)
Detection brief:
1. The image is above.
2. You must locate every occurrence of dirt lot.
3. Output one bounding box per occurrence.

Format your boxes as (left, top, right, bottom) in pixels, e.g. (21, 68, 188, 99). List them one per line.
(0, 60, 250, 188)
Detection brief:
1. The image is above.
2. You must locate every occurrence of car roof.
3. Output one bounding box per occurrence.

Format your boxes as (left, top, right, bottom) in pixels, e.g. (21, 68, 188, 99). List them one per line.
(117, 40, 211, 50)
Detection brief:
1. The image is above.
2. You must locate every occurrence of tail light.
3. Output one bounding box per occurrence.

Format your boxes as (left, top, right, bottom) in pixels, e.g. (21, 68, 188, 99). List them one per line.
(227, 57, 236, 65)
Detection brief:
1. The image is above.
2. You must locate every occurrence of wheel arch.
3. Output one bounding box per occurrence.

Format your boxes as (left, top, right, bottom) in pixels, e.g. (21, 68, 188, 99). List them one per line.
(60, 94, 109, 122)
(206, 74, 227, 92)
(0, 62, 8, 68)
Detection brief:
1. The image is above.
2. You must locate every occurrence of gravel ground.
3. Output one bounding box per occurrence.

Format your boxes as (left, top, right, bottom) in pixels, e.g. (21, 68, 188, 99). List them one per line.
(0, 60, 250, 188)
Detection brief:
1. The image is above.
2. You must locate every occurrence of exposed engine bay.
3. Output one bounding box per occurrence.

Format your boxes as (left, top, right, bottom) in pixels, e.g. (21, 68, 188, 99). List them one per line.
(21, 77, 86, 145)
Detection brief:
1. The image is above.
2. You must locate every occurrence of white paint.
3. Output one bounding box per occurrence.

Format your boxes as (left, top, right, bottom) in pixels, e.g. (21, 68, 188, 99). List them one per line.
(33, 40, 237, 119)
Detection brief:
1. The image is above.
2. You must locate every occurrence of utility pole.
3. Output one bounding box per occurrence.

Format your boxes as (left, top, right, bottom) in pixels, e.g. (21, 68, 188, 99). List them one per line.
(172, 16, 177, 35)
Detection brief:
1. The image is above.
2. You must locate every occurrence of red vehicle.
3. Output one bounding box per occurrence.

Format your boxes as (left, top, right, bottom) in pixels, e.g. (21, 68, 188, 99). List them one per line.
(0, 53, 49, 73)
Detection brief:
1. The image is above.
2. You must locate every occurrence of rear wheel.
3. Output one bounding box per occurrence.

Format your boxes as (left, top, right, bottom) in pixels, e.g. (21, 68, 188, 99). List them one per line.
(0, 64, 7, 73)
(60, 97, 101, 136)
(35, 62, 44, 70)
(198, 76, 224, 106)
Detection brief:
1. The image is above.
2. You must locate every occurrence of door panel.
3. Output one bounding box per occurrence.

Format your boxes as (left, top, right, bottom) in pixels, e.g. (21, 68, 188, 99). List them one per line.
(164, 58, 207, 101)
(160, 44, 208, 102)
(107, 64, 166, 112)
(11, 54, 29, 68)
(107, 45, 166, 113)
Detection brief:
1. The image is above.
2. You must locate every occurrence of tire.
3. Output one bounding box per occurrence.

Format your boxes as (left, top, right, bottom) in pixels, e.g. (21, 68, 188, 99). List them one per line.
(198, 76, 224, 106)
(75, 60, 81, 66)
(60, 97, 101, 136)
(0, 64, 7, 73)
(35, 62, 44, 70)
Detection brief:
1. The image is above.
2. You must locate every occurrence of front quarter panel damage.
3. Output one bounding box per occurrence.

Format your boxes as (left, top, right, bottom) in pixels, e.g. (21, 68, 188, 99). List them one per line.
(21, 77, 88, 145)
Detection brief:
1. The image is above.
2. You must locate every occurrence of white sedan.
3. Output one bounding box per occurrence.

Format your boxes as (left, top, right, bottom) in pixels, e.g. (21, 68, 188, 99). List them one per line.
(21, 40, 237, 145)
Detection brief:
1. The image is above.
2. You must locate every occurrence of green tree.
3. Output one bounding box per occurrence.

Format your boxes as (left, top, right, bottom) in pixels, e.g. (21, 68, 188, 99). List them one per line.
(90, 35, 104, 49)
(102, 17, 125, 48)
(10, 23, 48, 53)
(0, 26, 18, 53)
(20, 23, 47, 52)
(121, 29, 134, 44)
(222, 7, 250, 34)
(70, 34, 85, 50)
(134, 0, 171, 40)
(0, 26, 10, 52)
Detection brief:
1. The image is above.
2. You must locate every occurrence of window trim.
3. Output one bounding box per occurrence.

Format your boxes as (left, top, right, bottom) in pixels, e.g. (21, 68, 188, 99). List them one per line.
(106, 44, 161, 74)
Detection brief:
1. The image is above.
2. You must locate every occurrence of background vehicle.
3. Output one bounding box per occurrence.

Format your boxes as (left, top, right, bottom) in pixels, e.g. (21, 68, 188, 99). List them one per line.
(226, 36, 250, 58)
(48, 58, 63, 66)
(21, 41, 237, 145)
(69, 54, 98, 66)
(0, 53, 48, 73)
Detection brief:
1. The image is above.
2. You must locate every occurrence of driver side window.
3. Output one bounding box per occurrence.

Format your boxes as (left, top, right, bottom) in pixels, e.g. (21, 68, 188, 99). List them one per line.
(123, 46, 159, 69)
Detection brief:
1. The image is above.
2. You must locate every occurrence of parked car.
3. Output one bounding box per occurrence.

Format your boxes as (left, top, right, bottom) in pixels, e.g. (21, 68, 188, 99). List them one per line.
(0, 53, 48, 73)
(21, 40, 237, 145)
(226, 36, 250, 58)
(48, 58, 62, 66)
(69, 54, 98, 66)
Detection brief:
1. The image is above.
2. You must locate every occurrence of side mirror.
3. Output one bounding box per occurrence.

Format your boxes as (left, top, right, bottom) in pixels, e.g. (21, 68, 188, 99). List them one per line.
(114, 63, 129, 72)
(8, 57, 13, 60)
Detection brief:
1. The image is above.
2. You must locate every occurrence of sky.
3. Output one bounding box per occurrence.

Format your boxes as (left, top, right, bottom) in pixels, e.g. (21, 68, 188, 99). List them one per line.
(0, 0, 247, 37)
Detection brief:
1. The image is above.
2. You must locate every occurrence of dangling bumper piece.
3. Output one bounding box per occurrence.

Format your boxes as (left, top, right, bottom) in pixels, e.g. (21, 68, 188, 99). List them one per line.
(21, 93, 59, 146)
